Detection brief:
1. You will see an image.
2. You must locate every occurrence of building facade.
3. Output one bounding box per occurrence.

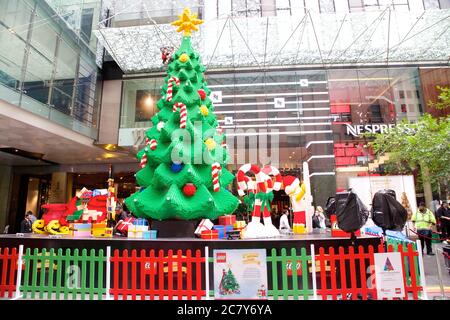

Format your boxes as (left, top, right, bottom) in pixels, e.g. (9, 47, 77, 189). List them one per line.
(0, 0, 449, 231)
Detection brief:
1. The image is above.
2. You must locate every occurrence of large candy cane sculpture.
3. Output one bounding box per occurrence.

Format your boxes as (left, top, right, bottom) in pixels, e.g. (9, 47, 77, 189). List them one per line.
(236, 164, 280, 238)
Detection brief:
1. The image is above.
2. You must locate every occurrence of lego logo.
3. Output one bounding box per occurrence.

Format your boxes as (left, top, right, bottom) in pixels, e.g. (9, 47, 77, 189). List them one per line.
(216, 252, 227, 263)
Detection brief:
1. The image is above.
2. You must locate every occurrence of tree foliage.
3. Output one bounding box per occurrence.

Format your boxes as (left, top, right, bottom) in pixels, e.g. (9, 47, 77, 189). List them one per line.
(428, 86, 450, 110)
(366, 114, 450, 186)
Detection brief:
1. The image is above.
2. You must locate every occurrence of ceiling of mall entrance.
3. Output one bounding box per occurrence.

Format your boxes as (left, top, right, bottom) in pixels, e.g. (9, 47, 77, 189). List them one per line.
(94, 1, 450, 73)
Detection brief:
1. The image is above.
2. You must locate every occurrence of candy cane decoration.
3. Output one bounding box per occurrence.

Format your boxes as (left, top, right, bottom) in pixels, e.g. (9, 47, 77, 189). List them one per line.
(261, 165, 282, 191)
(145, 137, 150, 145)
(173, 102, 187, 128)
(166, 76, 180, 102)
(149, 139, 157, 150)
(212, 162, 221, 192)
(216, 126, 223, 135)
(236, 164, 265, 196)
(139, 154, 147, 168)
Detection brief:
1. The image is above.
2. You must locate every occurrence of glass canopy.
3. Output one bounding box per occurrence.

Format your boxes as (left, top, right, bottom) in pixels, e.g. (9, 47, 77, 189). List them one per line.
(94, 8, 450, 73)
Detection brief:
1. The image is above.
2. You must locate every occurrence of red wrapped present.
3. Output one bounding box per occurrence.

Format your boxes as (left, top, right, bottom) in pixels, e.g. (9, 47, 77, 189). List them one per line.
(218, 215, 236, 226)
(200, 230, 219, 239)
(117, 217, 135, 232)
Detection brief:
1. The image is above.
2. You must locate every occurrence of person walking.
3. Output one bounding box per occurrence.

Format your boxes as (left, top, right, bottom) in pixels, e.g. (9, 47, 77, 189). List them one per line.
(20, 212, 32, 233)
(436, 201, 450, 244)
(412, 202, 436, 255)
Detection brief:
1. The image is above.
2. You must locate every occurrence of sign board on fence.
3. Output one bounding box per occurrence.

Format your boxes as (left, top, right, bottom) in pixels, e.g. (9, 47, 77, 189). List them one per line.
(374, 252, 405, 299)
(214, 249, 267, 299)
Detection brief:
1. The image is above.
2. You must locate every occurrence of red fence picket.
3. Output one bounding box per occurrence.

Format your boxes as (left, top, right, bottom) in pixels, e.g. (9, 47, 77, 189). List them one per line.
(0, 248, 18, 299)
(110, 249, 205, 300)
(315, 244, 423, 300)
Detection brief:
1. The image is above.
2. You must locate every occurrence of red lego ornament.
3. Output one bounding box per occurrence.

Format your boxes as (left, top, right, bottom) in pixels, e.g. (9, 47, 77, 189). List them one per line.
(198, 89, 206, 100)
(183, 183, 197, 197)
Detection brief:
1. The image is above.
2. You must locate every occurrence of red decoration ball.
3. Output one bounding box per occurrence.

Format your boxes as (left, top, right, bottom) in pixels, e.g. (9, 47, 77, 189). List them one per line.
(183, 183, 197, 197)
(198, 89, 206, 100)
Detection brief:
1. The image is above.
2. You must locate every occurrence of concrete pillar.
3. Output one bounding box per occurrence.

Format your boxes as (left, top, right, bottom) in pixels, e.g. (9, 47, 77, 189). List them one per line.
(0, 165, 12, 232)
(49, 172, 68, 203)
(98, 80, 122, 144)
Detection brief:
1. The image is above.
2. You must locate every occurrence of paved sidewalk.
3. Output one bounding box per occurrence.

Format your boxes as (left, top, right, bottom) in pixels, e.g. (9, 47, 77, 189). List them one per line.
(422, 242, 450, 299)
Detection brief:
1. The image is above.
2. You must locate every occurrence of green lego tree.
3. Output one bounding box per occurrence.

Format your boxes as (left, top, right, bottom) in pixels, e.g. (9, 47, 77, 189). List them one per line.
(125, 8, 238, 220)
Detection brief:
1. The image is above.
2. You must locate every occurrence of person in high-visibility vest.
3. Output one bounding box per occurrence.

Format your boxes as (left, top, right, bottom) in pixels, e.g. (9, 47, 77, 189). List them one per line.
(412, 202, 436, 255)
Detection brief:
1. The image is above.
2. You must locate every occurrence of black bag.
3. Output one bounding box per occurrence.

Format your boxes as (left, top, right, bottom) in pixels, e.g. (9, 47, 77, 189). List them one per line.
(325, 197, 336, 218)
(335, 190, 369, 233)
(371, 189, 407, 231)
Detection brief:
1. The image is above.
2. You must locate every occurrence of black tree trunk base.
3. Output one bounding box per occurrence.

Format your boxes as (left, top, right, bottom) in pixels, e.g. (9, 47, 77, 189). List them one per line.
(151, 219, 199, 238)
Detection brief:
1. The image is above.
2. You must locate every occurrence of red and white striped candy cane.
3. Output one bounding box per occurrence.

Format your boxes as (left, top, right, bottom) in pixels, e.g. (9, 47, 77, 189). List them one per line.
(236, 164, 266, 196)
(212, 162, 221, 192)
(173, 102, 187, 128)
(261, 165, 282, 191)
(145, 137, 150, 145)
(139, 154, 147, 168)
(149, 139, 157, 150)
(166, 76, 180, 102)
(216, 126, 223, 135)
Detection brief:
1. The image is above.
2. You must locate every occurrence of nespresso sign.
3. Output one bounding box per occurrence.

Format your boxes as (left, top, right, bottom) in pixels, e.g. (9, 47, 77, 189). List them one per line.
(345, 124, 395, 137)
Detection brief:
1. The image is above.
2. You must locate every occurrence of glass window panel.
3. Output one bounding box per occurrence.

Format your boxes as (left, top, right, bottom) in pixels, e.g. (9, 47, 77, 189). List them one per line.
(423, 0, 440, 8)
(0, 0, 33, 38)
(54, 39, 77, 97)
(439, 0, 450, 8)
(121, 78, 162, 128)
(22, 47, 52, 104)
(0, 25, 26, 86)
(30, 7, 58, 60)
(349, 0, 364, 11)
(319, 0, 335, 13)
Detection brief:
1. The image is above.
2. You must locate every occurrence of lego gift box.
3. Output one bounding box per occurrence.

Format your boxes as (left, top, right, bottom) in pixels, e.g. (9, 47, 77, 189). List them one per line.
(194, 219, 214, 236)
(128, 225, 149, 238)
(233, 220, 246, 229)
(71, 223, 91, 237)
(218, 215, 236, 226)
(213, 225, 233, 239)
(200, 230, 219, 239)
(143, 230, 157, 239)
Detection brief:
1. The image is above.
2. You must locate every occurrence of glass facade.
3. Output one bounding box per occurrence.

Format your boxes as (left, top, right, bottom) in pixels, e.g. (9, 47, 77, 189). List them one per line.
(0, 0, 101, 138)
(117, 65, 437, 206)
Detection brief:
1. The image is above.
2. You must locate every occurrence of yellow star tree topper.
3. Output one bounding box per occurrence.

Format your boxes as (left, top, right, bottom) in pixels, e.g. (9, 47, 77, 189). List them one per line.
(171, 8, 203, 36)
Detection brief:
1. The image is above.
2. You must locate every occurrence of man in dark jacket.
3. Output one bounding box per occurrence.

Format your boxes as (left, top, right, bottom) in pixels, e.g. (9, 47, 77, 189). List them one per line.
(436, 201, 450, 243)
(20, 213, 32, 233)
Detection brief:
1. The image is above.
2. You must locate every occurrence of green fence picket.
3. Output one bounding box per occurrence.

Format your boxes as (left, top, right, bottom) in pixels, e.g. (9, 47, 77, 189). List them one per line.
(47, 249, 55, 300)
(56, 248, 63, 300)
(269, 248, 278, 300)
(31, 248, 39, 299)
(290, 248, 299, 300)
(97, 249, 104, 300)
(65, 249, 72, 300)
(301, 247, 310, 300)
(39, 248, 47, 299)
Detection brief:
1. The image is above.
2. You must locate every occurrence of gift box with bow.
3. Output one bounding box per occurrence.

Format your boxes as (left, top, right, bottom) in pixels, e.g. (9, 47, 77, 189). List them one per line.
(218, 215, 236, 226)
(213, 225, 233, 239)
(194, 219, 214, 236)
(117, 217, 135, 232)
(200, 230, 219, 239)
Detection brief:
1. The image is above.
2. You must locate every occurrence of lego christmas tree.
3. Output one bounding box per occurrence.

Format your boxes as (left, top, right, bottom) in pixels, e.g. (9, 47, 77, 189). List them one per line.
(125, 8, 239, 220)
(219, 268, 240, 295)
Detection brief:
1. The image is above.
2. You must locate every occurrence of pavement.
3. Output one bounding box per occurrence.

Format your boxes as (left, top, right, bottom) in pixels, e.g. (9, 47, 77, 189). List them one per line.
(422, 242, 450, 299)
